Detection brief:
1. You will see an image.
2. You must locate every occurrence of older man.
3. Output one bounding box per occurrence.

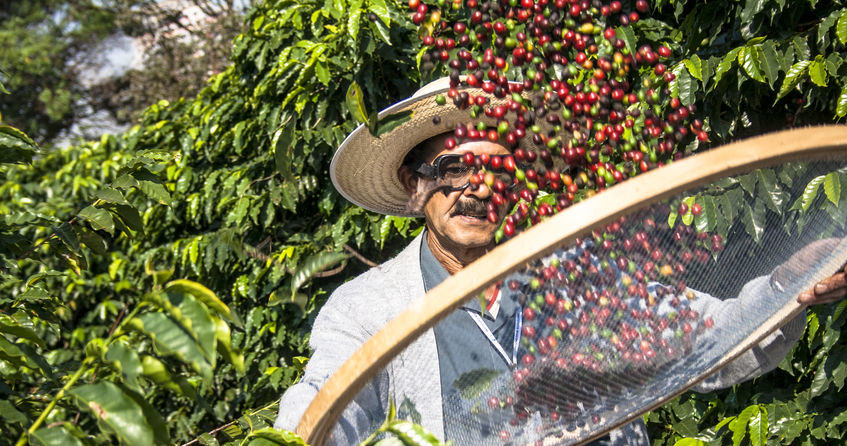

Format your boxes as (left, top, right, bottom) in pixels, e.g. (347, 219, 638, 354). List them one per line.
(274, 80, 847, 445)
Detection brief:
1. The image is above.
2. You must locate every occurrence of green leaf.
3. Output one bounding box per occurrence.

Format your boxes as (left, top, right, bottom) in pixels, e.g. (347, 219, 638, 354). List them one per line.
(105, 341, 144, 392)
(116, 383, 170, 445)
(70, 382, 155, 446)
(675, 65, 696, 106)
(837, 9, 847, 44)
(673, 439, 706, 446)
(374, 110, 414, 137)
(0, 127, 37, 164)
(837, 85, 847, 118)
(368, 19, 391, 45)
(0, 314, 46, 346)
(738, 46, 765, 83)
(776, 60, 810, 101)
(738, 173, 757, 197)
(808, 57, 828, 87)
(164, 279, 238, 325)
(824, 171, 841, 205)
(172, 292, 217, 365)
(347, 4, 362, 43)
(714, 48, 741, 84)
(741, 201, 766, 244)
(132, 168, 171, 205)
(368, 0, 391, 27)
(0, 399, 28, 424)
(95, 187, 130, 206)
(757, 169, 788, 213)
(801, 175, 826, 212)
(695, 196, 716, 233)
(748, 405, 768, 446)
(681, 196, 696, 226)
(290, 251, 348, 295)
(684, 55, 702, 81)
(78, 206, 115, 236)
(453, 368, 500, 399)
(346, 81, 369, 126)
(272, 125, 296, 182)
(31, 426, 85, 446)
(246, 428, 307, 445)
(386, 420, 445, 445)
(128, 313, 213, 383)
(759, 41, 781, 87)
(617, 26, 637, 58)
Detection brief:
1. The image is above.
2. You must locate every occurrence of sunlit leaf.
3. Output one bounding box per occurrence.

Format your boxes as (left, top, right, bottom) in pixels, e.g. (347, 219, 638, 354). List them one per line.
(31, 426, 85, 446)
(824, 172, 841, 205)
(346, 81, 370, 126)
(128, 313, 213, 383)
(837, 9, 847, 44)
(290, 251, 348, 296)
(70, 382, 155, 446)
(776, 60, 810, 101)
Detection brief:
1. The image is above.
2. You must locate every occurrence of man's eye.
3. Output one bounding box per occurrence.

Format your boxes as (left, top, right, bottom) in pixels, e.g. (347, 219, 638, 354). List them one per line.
(442, 165, 470, 178)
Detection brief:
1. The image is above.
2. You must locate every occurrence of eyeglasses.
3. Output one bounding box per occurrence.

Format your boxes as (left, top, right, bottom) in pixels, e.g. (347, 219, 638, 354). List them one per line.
(413, 154, 517, 192)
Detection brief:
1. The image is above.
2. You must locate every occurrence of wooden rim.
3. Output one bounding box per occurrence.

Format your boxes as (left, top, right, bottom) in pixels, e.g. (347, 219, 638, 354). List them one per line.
(297, 125, 847, 445)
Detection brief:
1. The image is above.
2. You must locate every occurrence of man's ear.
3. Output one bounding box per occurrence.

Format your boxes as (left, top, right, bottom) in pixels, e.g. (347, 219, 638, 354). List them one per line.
(397, 165, 418, 196)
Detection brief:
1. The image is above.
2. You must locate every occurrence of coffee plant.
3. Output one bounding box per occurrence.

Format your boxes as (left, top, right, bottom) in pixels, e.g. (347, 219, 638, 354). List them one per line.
(1, 0, 847, 445)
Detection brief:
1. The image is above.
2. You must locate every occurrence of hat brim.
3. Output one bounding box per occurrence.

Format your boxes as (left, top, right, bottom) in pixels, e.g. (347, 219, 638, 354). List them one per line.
(331, 84, 508, 217)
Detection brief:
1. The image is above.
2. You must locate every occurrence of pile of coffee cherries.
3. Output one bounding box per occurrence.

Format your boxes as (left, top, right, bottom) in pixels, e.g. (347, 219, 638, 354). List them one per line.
(486, 206, 720, 439)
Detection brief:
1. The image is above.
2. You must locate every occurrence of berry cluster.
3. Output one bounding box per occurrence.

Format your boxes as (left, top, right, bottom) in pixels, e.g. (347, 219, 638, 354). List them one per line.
(482, 207, 720, 440)
(406, 0, 724, 441)
(410, 0, 710, 237)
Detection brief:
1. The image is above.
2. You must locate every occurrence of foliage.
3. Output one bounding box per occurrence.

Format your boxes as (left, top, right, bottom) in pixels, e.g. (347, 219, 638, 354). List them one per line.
(1, 0, 847, 445)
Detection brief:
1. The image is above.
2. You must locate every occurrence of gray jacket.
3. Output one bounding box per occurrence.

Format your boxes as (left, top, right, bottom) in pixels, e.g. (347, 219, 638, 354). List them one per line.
(274, 234, 806, 445)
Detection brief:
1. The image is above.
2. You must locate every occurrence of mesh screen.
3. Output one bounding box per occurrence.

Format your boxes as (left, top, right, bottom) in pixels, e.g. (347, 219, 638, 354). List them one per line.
(326, 159, 847, 445)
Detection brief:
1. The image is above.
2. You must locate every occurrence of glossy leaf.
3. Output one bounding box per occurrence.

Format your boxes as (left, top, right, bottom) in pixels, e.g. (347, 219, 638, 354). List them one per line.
(290, 251, 348, 296)
(776, 60, 810, 100)
(837, 8, 847, 44)
(759, 41, 781, 87)
(31, 426, 85, 446)
(684, 55, 702, 81)
(78, 206, 115, 236)
(808, 58, 828, 87)
(346, 81, 369, 126)
(837, 85, 847, 118)
(70, 382, 155, 446)
(824, 172, 841, 205)
(801, 175, 826, 212)
(128, 313, 213, 382)
(165, 279, 238, 324)
(246, 428, 307, 445)
(738, 46, 765, 83)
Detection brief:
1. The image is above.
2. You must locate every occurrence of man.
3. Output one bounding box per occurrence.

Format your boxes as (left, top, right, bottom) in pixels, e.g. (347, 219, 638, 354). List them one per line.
(275, 79, 847, 444)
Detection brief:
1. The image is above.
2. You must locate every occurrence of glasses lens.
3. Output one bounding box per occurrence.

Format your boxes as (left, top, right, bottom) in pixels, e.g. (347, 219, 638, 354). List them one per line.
(437, 155, 474, 188)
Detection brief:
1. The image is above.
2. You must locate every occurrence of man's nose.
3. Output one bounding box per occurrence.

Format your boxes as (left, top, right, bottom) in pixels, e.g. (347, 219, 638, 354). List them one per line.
(465, 176, 493, 199)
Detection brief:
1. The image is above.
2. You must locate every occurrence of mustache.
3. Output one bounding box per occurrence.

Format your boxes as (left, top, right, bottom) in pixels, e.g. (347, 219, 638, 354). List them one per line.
(452, 197, 487, 216)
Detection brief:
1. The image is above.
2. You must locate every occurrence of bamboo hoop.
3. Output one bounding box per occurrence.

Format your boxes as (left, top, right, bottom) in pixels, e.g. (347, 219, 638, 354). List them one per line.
(297, 125, 847, 445)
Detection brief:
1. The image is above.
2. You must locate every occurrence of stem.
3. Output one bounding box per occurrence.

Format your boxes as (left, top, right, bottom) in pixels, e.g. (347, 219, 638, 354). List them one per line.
(16, 357, 93, 446)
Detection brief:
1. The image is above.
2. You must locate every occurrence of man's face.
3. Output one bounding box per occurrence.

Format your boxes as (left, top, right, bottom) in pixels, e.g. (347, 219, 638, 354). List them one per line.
(413, 134, 511, 251)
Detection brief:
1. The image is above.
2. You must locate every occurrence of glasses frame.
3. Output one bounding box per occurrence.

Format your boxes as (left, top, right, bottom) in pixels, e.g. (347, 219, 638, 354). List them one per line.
(413, 153, 518, 192)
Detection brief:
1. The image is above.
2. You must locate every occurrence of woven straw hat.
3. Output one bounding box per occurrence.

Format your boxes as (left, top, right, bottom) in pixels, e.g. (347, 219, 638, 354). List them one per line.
(330, 77, 511, 217)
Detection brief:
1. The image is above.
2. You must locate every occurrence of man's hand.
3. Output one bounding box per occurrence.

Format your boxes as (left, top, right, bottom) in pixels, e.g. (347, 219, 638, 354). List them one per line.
(798, 267, 847, 305)
(772, 238, 847, 306)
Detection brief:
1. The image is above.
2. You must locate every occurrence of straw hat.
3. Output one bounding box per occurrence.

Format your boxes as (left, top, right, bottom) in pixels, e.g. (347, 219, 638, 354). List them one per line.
(330, 77, 512, 217)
